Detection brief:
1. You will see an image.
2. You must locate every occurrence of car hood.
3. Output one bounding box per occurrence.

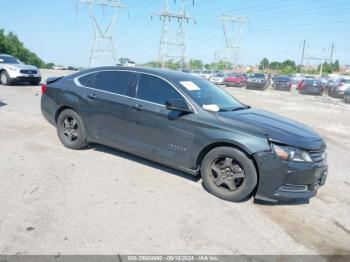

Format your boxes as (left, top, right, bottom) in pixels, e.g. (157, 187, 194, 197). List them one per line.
(217, 108, 325, 150)
(4, 63, 38, 70)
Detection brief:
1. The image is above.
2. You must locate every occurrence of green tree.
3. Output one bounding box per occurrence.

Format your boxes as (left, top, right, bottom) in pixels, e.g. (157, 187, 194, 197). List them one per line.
(270, 61, 281, 70)
(0, 29, 46, 68)
(189, 59, 203, 70)
(259, 58, 270, 70)
(333, 60, 340, 71)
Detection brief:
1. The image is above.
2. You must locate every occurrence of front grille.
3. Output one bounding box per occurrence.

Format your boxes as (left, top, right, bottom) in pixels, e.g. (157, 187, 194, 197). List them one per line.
(309, 149, 326, 163)
(20, 69, 37, 74)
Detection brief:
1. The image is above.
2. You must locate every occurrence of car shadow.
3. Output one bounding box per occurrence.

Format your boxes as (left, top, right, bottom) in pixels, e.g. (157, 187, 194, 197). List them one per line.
(0, 100, 7, 107)
(88, 143, 201, 183)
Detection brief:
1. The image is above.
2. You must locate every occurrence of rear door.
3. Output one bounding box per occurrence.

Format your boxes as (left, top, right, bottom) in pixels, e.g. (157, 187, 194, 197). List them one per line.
(77, 70, 137, 147)
(128, 73, 198, 168)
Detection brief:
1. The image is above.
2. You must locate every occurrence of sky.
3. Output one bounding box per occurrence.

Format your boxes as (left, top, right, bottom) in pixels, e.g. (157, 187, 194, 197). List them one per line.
(1, 0, 350, 67)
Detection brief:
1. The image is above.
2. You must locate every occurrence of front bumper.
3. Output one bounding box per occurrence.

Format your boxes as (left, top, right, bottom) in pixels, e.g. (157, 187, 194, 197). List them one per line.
(253, 150, 328, 202)
(12, 76, 41, 84)
(274, 84, 291, 90)
(246, 82, 266, 89)
(7, 70, 41, 83)
(224, 81, 244, 87)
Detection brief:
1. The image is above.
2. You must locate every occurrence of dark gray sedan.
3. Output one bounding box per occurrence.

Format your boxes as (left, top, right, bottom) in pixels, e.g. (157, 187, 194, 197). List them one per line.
(41, 67, 328, 203)
(297, 79, 324, 96)
(273, 76, 292, 91)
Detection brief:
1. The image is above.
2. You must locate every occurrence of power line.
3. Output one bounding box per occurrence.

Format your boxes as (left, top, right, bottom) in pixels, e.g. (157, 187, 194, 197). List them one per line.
(152, 0, 195, 69)
(215, 14, 248, 69)
(77, 0, 127, 67)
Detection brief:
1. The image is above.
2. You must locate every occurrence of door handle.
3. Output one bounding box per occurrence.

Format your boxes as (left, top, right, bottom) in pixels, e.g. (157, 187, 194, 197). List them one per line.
(86, 93, 97, 100)
(131, 103, 143, 111)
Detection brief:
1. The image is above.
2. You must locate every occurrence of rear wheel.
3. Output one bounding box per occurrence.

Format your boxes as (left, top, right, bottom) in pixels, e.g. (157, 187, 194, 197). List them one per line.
(201, 147, 257, 202)
(0, 71, 12, 86)
(345, 95, 350, 104)
(57, 109, 89, 149)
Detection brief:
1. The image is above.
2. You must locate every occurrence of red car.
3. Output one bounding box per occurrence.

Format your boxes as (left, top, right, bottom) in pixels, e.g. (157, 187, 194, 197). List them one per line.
(223, 73, 246, 87)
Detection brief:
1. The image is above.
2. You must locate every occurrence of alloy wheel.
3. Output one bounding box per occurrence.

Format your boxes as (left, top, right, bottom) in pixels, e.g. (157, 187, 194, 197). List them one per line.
(210, 156, 245, 191)
(1, 73, 7, 85)
(61, 116, 79, 142)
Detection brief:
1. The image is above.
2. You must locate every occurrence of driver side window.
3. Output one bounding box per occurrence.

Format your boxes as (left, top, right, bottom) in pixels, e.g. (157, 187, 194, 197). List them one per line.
(136, 74, 183, 105)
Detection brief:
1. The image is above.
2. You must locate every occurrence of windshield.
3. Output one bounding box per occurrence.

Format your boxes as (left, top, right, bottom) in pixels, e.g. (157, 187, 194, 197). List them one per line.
(215, 73, 226, 77)
(178, 79, 244, 111)
(0, 56, 20, 64)
(275, 77, 291, 81)
(248, 73, 265, 78)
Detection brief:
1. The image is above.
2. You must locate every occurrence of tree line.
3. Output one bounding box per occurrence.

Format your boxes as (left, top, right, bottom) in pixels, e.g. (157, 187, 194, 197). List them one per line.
(259, 57, 340, 74)
(0, 29, 49, 68)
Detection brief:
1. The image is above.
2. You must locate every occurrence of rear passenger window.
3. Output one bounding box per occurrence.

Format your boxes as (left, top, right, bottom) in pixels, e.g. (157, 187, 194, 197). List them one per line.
(94, 71, 133, 95)
(137, 74, 183, 105)
(79, 73, 97, 87)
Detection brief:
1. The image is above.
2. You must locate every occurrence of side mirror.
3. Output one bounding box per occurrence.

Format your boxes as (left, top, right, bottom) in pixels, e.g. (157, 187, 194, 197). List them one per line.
(0, 58, 4, 63)
(166, 99, 193, 113)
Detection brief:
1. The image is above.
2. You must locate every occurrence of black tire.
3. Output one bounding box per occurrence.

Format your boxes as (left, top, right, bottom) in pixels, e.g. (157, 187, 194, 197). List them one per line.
(0, 71, 12, 86)
(328, 88, 333, 97)
(345, 95, 350, 104)
(201, 146, 257, 202)
(57, 109, 89, 150)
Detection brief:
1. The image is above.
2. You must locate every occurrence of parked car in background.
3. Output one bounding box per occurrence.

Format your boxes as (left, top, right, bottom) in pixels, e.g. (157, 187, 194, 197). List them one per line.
(344, 87, 350, 104)
(328, 77, 350, 98)
(223, 73, 246, 87)
(246, 73, 268, 90)
(0, 54, 41, 85)
(297, 79, 323, 96)
(292, 74, 304, 84)
(41, 66, 328, 203)
(209, 73, 227, 85)
(119, 58, 136, 67)
(190, 70, 201, 77)
(200, 70, 214, 80)
(272, 75, 292, 91)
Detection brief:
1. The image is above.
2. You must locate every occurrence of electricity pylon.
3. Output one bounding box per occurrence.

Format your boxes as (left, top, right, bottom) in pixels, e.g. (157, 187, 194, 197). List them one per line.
(78, 0, 127, 67)
(216, 15, 248, 70)
(153, 0, 195, 69)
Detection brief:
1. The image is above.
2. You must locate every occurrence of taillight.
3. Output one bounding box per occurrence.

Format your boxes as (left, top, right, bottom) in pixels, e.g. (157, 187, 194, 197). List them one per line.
(41, 84, 47, 94)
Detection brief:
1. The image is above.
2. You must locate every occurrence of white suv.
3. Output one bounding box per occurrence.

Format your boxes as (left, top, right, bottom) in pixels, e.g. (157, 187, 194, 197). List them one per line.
(0, 54, 41, 85)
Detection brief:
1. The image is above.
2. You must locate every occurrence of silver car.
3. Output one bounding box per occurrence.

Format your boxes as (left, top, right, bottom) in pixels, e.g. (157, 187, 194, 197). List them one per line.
(0, 54, 41, 85)
(209, 73, 227, 85)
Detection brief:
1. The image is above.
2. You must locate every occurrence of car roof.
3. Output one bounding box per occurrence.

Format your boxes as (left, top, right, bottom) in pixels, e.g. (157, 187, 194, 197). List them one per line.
(0, 54, 15, 57)
(81, 66, 199, 81)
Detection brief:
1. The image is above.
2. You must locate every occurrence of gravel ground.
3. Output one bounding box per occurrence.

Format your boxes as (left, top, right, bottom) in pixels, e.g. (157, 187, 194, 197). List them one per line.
(0, 69, 349, 255)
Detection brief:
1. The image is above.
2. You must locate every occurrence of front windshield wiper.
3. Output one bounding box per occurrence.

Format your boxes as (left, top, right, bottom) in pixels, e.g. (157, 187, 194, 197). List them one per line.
(220, 105, 251, 112)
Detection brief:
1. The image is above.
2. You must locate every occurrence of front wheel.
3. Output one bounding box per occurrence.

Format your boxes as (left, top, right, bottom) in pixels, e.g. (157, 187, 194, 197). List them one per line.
(0, 71, 12, 86)
(57, 109, 89, 150)
(201, 147, 257, 202)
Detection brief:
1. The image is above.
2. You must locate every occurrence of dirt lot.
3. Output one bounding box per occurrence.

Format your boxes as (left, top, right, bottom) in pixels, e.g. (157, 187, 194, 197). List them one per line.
(0, 69, 350, 255)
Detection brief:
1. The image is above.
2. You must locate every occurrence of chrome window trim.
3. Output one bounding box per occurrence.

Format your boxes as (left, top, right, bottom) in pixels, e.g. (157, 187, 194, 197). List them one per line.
(73, 69, 198, 114)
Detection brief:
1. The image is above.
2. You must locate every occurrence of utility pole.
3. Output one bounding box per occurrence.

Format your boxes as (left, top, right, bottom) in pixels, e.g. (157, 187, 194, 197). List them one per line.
(216, 15, 248, 71)
(300, 40, 306, 73)
(329, 43, 335, 63)
(153, 0, 195, 69)
(78, 0, 127, 67)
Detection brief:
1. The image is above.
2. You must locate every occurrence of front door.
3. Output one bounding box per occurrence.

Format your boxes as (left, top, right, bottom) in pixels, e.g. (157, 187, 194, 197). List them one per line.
(128, 73, 198, 169)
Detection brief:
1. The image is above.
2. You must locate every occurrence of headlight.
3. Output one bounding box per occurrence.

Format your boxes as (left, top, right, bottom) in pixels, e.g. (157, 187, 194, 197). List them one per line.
(6, 66, 18, 71)
(272, 144, 313, 163)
